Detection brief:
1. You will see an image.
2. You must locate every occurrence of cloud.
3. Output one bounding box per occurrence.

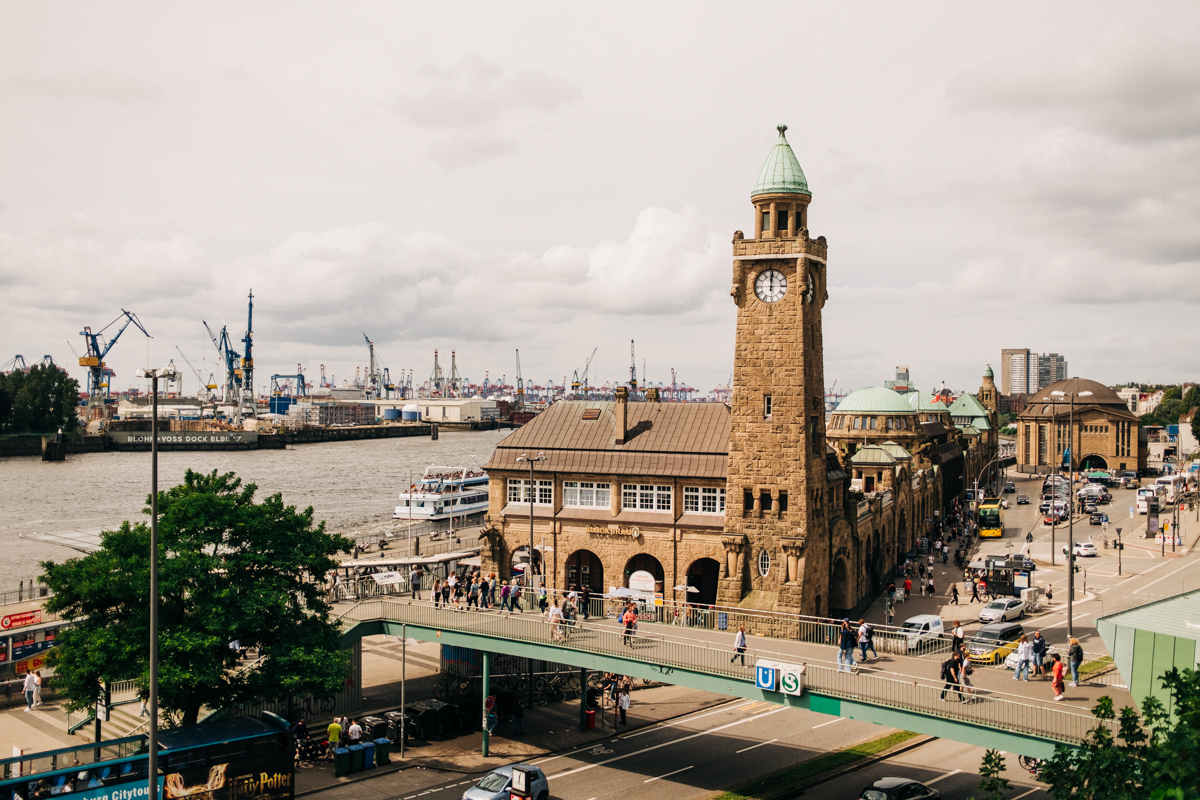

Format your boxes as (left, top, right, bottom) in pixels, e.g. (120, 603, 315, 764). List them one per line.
(395, 56, 580, 168)
(2, 70, 162, 105)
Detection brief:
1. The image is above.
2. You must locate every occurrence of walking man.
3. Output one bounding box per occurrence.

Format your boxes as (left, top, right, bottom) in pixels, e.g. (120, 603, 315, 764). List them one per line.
(22, 670, 36, 711)
(836, 619, 857, 672)
(1031, 631, 1047, 678)
(410, 567, 420, 599)
(939, 652, 963, 702)
(730, 626, 747, 665)
(857, 619, 878, 661)
(1068, 637, 1084, 687)
(950, 584, 959, 605)
(1013, 634, 1033, 681)
(617, 687, 631, 725)
(346, 718, 363, 745)
(580, 586, 592, 620)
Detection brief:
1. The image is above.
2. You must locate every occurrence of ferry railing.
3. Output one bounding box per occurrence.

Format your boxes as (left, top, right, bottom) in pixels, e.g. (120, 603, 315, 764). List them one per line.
(338, 597, 1113, 746)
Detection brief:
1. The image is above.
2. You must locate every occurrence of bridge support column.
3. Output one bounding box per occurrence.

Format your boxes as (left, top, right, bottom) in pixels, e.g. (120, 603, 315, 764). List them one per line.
(481, 651, 492, 757)
(578, 667, 588, 731)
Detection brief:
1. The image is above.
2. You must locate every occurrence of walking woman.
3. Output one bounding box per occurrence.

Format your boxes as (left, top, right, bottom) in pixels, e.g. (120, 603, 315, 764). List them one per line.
(617, 687, 631, 725)
(1068, 637, 1084, 687)
(621, 604, 637, 647)
(510, 581, 523, 613)
(730, 626, 747, 665)
(432, 579, 442, 608)
(499, 580, 512, 615)
(1050, 653, 1066, 700)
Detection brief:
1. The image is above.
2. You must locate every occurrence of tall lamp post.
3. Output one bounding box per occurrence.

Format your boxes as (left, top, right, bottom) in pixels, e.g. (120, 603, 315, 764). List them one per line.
(1050, 387, 1093, 640)
(137, 364, 179, 800)
(515, 452, 545, 592)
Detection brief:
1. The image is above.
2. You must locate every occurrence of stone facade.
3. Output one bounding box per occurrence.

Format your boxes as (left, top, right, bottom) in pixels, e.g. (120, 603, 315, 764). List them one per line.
(1015, 378, 1147, 474)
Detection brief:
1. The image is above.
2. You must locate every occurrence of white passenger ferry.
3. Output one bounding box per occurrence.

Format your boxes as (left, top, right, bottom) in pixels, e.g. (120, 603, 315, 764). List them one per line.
(394, 466, 489, 521)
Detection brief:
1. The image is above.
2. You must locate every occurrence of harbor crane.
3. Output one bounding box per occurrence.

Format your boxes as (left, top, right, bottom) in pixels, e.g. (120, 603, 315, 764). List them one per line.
(427, 350, 445, 397)
(270, 365, 307, 398)
(202, 320, 241, 404)
(515, 349, 524, 409)
(175, 346, 218, 401)
(628, 340, 638, 398)
(447, 351, 463, 397)
(237, 290, 256, 423)
(79, 310, 149, 422)
(571, 347, 598, 399)
(363, 333, 395, 398)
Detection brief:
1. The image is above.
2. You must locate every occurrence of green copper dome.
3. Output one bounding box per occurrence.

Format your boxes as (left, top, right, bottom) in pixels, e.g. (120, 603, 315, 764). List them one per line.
(752, 124, 811, 199)
(983, 364, 994, 378)
(835, 386, 915, 415)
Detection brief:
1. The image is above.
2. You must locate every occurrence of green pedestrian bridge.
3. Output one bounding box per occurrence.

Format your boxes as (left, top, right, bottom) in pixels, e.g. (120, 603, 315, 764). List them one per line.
(338, 598, 1131, 759)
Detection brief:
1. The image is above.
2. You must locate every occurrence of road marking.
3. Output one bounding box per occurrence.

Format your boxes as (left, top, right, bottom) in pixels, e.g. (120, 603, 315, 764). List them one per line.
(1012, 788, 1043, 799)
(735, 738, 779, 753)
(645, 766, 693, 783)
(618, 700, 753, 739)
(812, 717, 845, 728)
(548, 706, 787, 780)
(1045, 612, 1091, 629)
(924, 768, 963, 785)
(1134, 560, 1194, 594)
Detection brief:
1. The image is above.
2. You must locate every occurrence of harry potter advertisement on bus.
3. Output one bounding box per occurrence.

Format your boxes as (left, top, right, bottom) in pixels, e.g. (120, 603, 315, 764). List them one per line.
(163, 750, 293, 800)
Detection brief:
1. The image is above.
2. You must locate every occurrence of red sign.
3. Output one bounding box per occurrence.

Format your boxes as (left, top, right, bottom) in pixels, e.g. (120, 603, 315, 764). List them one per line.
(16, 654, 46, 675)
(0, 611, 41, 630)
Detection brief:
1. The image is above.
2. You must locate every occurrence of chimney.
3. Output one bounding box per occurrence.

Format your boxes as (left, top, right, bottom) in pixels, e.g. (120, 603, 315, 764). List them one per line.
(614, 386, 629, 444)
(647, 387, 660, 403)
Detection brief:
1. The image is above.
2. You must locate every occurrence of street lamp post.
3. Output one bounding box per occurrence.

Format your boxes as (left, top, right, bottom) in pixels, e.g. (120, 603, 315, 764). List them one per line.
(515, 452, 545, 593)
(1050, 388, 1093, 640)
(137, 364, 179, 800)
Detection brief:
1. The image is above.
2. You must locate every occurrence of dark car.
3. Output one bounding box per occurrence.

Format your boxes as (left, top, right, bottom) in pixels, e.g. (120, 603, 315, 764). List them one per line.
(859, 777, 940, 800)
(1004, 482, 1016, 493)
(1090, 511, 1104, 525)
(1017, 494, 1030, 505)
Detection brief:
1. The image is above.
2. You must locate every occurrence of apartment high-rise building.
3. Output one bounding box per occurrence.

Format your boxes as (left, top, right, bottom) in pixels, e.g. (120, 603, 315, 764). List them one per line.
(1000, 349, 1068, 395)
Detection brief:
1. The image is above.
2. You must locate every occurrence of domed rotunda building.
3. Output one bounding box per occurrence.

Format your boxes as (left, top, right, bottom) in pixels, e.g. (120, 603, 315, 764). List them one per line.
(1015, 378, 1145, 474)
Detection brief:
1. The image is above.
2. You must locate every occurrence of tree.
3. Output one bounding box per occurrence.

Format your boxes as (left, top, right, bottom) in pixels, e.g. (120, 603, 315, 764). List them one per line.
(1038, 668, 1200, 799)
(0, 364, 80, 433)
(42, 469, 353, 726)
(973, 749, 1011, 800)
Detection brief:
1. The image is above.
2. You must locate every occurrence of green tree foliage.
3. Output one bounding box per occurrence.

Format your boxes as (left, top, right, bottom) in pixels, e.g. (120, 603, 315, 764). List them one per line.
(0, 364, 80, 433)
(42, 470, 353, 726)
(1039, 669, 1200, 799)
(973, 749, 1011, 800)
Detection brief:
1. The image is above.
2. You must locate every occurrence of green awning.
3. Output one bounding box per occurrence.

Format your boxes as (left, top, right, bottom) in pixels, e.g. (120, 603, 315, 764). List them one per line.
(1087, 471, 1111, 478)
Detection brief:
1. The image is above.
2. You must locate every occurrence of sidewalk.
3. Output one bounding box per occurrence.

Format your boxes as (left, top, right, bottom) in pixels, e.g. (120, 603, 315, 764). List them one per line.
(294, 684, 729, 798)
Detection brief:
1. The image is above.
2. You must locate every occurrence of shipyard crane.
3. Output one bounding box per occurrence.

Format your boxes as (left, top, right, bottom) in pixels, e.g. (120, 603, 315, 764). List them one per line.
(203, 320, 242, 404)
(570, 347, 598, 399)
(319, 364, 330, 389)
(175, 346, 218, 401)
(236, 290, 256, 424)
(515, 349, 524, 409)
(628, 340, 638, 398)
(270, 365, 307, 398)
(448, 350, 463, 397)
(79, 310, 150, 422)
(427, 350, 444, 397)
(1, 356, 28, 373)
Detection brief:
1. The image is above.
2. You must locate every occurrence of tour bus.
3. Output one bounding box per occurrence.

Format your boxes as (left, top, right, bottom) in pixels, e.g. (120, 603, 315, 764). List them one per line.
(1156, 475, 1188, 505)
(977, 497, 1005, 538)
(1138, 485, 1165, 515)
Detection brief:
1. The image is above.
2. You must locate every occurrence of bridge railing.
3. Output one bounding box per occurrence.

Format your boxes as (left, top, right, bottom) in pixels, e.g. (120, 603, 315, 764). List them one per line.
(339, 597, 1114, 746)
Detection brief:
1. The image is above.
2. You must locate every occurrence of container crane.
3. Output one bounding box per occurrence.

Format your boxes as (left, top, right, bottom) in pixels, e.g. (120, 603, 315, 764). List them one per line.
(236, 290, 255, 424)
(448, 350, 463, 398)
(175, 346, 218, 401)
(79, 310, 149, 422)
(628, 340, 638, 399)
(515, 349, 524, 409)
(202, 320, 241, 404)
(571, 347, 598, 399)
(1, 356, 28, 373)
(319, 364, 330, 389)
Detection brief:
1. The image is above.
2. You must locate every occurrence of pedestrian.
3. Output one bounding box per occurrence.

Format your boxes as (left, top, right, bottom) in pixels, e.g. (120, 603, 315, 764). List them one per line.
(1013, 634, 1032, 681)
(927, 575, 935, 596)
(928, 553, 934, 570)
(939, 652, 963, 702)
(499, 580, 512, 615)
(959, 649, 975, 702)
(432, 578, 442, 607)
(1031, 631, 1047, 678)
(884, 596, 894, 625)
(730, 626, 747, 665)
(538, 587, 549, 614)
(453, 579, 464, 611)
(510, 582, 523, 613)
(621, 605, 637, 647)
(951, 621, 964, 652)
(33, 671, 43, 707)
(904, 577, 913, 600)
(410, 567, 421, 599)
(326, 718, 342, 755)
(511, 698, 525, 736)
(969, 580, 980, 603)
(1046, 584, 1054, 602)
(442, 580, 452, 607)
(547, 601, 564, 640)
(347, 718, 363, 745)
(467, 578, 480, 610)
(1068, 637, 1084, 687)
(950, 584, 959, 605)
(488, 574, 498, 607)
(837, 619, 857, 672)
(138, 687, 149, 717)
(22, 670, 36, 711)
(920, 574, 926, 596)
(580, 586, 592, 620)
(1051, 653, 1066, 700)
(858, 619, 878, 661)
(617, 687, 631, 725)
(479, 575, 490, 609)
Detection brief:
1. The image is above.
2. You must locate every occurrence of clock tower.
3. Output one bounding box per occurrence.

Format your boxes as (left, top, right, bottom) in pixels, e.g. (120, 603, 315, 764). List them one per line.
(720, 124, 830, 614)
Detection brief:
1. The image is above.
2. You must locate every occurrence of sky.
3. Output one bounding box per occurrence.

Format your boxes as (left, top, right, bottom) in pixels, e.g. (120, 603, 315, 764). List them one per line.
(2, 3, 1198, 399)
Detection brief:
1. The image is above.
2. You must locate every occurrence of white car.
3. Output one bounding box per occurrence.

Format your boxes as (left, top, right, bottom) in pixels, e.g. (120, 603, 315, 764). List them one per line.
(978, 597, 1024, 623)
(1063, 542, 1099, 557)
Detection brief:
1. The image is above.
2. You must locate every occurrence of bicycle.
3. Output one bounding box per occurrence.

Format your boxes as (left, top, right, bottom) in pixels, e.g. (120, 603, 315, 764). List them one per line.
(1018, 755, 1043, 777)
(433, 668, 472, 700)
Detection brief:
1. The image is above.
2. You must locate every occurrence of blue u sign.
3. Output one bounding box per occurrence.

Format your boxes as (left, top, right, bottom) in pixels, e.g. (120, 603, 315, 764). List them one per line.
(755, 663, 778, 691)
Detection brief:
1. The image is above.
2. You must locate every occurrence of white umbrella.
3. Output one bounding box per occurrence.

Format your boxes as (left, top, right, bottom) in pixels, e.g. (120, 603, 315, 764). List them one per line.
(672, 585, 700, 593)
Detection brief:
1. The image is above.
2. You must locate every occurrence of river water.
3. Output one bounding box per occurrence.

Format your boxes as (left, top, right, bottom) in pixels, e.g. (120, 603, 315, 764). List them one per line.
(0, 429, 509, 585)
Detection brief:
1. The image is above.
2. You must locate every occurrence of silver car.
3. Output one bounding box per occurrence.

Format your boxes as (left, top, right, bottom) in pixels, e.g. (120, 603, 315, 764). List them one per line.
(978, 597, 1024, 623)
(463, 764, 549, 800)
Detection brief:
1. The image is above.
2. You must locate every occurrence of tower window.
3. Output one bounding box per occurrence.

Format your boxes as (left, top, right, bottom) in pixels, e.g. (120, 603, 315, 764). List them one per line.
(778, 491, 788, 512)
(764, 395, 773, 418)
(778, 210, 789, 231)
(762, 211, 770, 232)
(743, 490, 754, 516)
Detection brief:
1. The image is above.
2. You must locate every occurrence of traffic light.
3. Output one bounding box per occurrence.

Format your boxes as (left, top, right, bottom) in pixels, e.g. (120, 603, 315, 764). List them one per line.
(1071, 553, 1080, 573)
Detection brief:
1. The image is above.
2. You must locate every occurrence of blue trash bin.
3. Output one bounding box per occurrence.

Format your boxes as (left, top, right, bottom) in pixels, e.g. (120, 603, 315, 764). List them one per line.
(347, 744, 364, 773)
(333, 748, 351, 777)
(361, 740, 376, 769)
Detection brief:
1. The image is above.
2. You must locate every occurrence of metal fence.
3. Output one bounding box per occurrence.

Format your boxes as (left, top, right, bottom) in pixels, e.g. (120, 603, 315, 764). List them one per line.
(339, 597, 1114, 747)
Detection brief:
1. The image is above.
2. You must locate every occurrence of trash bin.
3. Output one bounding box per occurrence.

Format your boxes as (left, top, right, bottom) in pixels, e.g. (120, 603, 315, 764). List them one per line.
(333, 747, 351, 777)
(361, 740, 376, 769)
(585, 710, 596, 730)
(347, 744, 364, 773)
(361, 715, 389, 740)
(374, 737, 391, 764)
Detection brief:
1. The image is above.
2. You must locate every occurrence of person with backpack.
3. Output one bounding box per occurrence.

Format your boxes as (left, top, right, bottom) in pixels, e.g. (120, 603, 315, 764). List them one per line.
(836, 619, 857, 672)
(510, 581, 523, 613)
(940, 653, 963, 702)
(857, 619, 877, 661)
(1068, 637, 1084, 687)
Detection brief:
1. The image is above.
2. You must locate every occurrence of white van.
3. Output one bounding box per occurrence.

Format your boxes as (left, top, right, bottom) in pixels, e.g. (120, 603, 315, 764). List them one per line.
(899, 614, 944, 650)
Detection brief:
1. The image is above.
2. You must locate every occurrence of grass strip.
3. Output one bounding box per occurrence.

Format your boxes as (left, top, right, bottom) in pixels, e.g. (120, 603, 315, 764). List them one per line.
(711, 730, 920, 800)
(1079, 656, 1114, 678)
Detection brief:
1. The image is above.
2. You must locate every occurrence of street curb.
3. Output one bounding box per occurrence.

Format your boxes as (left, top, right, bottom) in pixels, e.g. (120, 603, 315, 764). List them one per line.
(294, 696, 737, 797)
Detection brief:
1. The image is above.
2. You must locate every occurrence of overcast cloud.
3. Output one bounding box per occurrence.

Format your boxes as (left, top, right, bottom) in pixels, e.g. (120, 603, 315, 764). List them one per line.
(1, 3, 1197, 398)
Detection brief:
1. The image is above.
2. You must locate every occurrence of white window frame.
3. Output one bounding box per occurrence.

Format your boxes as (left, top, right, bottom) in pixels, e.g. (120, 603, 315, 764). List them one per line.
(507, 478, 553, 506)
(758, 549, 771, 577)
(622, 484, 672, 512)
(563, 481, 612, 509)
(684, 486, 726, 514)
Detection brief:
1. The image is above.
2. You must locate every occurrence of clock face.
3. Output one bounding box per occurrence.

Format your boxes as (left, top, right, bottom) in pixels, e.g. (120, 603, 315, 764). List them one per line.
(754, 269, 787, 303)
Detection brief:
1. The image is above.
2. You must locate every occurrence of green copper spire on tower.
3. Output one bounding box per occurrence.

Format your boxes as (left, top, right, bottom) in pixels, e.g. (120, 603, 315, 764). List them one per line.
(752, 124, 811, 198)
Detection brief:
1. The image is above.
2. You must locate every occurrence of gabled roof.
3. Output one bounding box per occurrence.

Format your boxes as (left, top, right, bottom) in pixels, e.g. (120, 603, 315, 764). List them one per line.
(484, 400, 730, 479)
(850, 445, 897, 466)
(752, 124, 812, 198)
(948, 392, 990, 419)
(879, 441, 913, 461)
(908, 391, 950, 412)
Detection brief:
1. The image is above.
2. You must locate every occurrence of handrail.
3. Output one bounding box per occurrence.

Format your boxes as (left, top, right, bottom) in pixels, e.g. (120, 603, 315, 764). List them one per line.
(337, 597, 1113, 746)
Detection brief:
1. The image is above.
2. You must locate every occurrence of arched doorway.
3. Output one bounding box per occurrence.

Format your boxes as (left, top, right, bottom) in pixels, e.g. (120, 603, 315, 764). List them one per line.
(624, 553, 665, 593)
(565, 549, 604, 593)
(1080, 454, 1108, 471)
(511, 546, 542, 580)
(685, 558, 720, 607)
(830, 557, 852, 616)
